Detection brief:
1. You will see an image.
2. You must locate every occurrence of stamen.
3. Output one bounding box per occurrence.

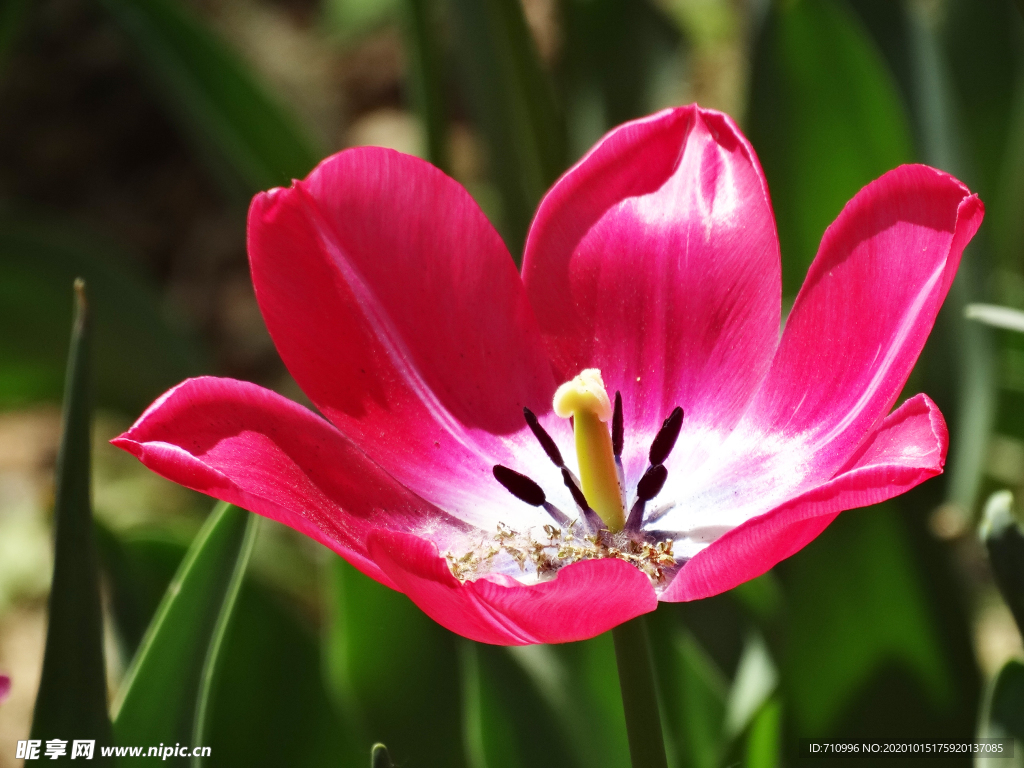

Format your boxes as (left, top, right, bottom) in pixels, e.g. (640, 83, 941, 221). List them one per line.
(612, 391, 624, 457)
(494, 465, 573, 527)
(561, 467, 589, 510)
(493, 465, 546, 506)
(636, 463, 668, 502)
(561, 468, 605, 533)
(543, 502, 572, 527)
(611, 390, 626, 508)
(523, 407, 565, 468)
(626, 464, 668, 531)
(649, 406, 684, 466)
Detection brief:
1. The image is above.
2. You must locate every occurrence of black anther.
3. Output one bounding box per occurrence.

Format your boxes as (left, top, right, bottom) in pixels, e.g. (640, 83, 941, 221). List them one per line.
(649, 406, 684, 466)
(493, 465, 546, 506)
(561, 468, 591, 511)
(636, 463, 668, 503)
(559, 469, 605, 533)
(523, 407, 565, 468)
(612, 391, 624, 457)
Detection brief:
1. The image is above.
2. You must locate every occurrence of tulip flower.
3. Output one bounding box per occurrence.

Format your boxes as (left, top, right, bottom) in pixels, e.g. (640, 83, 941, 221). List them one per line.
(114, 105, 982, 646)
(0, 674, 9, 704)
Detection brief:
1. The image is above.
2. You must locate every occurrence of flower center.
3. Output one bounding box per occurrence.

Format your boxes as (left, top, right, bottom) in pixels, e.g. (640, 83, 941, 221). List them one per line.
(451, 368, 688, 586)
(552, 369, 626, 531)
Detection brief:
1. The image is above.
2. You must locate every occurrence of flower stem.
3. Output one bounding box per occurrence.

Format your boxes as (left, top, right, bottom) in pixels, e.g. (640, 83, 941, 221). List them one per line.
(612, 616, 669, 768)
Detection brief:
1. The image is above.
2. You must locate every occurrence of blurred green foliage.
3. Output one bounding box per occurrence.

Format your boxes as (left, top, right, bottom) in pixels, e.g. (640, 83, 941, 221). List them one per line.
(6, 0, 1024, 765)
(97, 0, 323, 202)
(0, 217, 204, 412)
(748, 0, 914, 295)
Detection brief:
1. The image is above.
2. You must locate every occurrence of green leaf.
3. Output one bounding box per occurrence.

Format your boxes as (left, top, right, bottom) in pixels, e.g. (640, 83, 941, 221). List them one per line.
(981, 490, 1024, 636)
(371, 743, 396, 768)
(0, 215, 204, 413)
(780, 504, 951, 737)
(977, 659, 1024, 768)
(461, 643, 526, 768)
(97, 0, 323, 201)
(93, 523, 189, 660)
(611, 618, 669, 768)
(725, 632, 778, 741)
(505, 639, 629, 768)
(324, 557, 466, 768)
(206, 571, 359, 767)
(673, 630, 728, 768)
(30, 281, 114, 759)
(743, 698, 782, 768)
(729, 573, 783, 624)
(448, 0, 567, 257)
(468, 642, 596, 768)
(980, 660, 1024, 743)
(747, 0, 914, 295)
(112, 502, 257, 749)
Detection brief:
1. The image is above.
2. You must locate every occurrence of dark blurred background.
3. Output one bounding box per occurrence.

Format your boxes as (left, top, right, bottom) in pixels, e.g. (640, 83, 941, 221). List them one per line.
(0, 0, 1023, 765)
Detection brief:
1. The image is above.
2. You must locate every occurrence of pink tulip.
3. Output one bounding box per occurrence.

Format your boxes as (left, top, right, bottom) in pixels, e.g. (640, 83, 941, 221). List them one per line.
(0, 674, 9, 704)
(114, 105, 982, 645)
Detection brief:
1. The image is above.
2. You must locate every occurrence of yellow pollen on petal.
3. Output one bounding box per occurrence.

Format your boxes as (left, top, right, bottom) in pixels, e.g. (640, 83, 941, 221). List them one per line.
(553, 369, 625, 531)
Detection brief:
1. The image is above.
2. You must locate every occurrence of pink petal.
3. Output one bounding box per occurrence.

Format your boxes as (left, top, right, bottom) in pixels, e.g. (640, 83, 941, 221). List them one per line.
(661, 393, 947, 602)
(0, 674, 9, 704)
(522, 106, 781, 484)
(112, 377, 465, 590)
(248, 148, 557, 523)
(738, 164, 982, 489)
(367, 530, 658, 645)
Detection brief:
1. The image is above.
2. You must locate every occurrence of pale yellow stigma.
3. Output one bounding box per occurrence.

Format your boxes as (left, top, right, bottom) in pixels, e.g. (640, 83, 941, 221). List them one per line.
(553, 369, 625, 531)
(553, 368, 613, 421)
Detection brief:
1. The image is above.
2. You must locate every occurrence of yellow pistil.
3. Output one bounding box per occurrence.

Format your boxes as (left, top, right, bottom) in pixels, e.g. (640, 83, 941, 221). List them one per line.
(553, 369, 625, 531)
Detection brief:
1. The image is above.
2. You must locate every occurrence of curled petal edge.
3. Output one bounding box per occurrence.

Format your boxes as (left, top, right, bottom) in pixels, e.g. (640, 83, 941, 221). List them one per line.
(661, 393, 947, 602)
(114, 433, 400, 590)
(111, 377, 465, 591)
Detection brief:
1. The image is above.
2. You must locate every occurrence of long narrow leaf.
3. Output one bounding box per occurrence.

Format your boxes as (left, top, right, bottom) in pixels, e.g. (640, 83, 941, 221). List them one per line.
(190, 515, 258, 767)
(30, 280, 113, 760)
(111, 502, 257, 748)
(93, 524, 190, 661)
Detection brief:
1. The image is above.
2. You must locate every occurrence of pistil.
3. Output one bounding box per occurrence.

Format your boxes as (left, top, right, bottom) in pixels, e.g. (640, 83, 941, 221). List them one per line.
(553, 369, 626, 532)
